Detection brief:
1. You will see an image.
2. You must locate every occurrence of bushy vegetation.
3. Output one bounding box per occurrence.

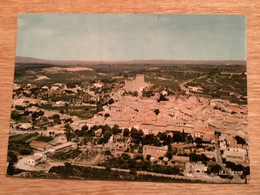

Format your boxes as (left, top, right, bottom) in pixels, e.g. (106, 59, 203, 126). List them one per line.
(101, 153, 182, 176)
(51, 149, 82, 160)
(48, 163, 189, 182)
(35, 136, 54, 143)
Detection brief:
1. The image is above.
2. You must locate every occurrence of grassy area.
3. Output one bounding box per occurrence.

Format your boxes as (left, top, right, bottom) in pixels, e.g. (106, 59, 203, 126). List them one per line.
(39, 104, 98, 119)
(8, 141, 34, 157)
(35, 136, 53, 143)
(145, 77, 181, 90)
(67, 108, 97, 119)
(9, 133, 38, 143)
(51, 149, 82, 160)
(187, 72, 247, 104)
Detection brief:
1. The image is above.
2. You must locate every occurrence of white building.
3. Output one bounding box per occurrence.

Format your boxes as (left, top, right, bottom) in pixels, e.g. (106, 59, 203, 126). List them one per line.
(27, 154, 47, 167)
(222, 150, 247, 163)
(187, 86, 203, 93)
(19, 123, 32, 130)
(185, 161, 207, 175)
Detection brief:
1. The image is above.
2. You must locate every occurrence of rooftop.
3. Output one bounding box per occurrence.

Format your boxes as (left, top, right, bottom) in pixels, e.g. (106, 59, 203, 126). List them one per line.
(53, 142, 76, 151)
(30, 141, 49, 149)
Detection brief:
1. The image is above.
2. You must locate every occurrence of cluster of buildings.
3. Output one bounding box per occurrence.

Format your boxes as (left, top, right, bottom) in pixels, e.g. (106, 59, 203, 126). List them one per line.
(26, 141, 78, 167)
(10, 73, 249, 182)
(83, 80, 247, 141)
(219, 134, 249, 164)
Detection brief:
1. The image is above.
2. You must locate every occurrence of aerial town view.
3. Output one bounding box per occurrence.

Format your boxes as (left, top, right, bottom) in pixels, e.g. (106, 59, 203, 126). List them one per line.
(6, 14, 249, 183)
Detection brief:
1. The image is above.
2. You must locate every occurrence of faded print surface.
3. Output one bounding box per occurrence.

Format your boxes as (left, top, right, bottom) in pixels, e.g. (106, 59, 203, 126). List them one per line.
(7, 14, 249, 183)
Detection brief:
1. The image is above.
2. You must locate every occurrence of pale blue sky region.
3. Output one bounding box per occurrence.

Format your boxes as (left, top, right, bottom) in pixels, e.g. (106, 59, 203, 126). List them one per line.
(16, 14, 246, 61)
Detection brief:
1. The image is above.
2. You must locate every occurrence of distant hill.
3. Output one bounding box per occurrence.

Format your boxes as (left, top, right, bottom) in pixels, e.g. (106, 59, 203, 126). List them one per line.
(15, 56, 246, 66)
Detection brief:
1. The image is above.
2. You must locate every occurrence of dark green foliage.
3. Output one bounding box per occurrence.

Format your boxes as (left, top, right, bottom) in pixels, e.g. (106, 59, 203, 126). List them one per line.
(207, 164, 222, 174)
(112, 124, 120, 135)
(141, 134, 161, 146)
(235, 136, 246, 145)
(104, 113, 110, 118)
(20, 149, 31, 155)
(130, 128, 143, 144)
(52, 149, 82, 160)
(108, 98, 114, 104)
(158, 94, 168, 102)
(189, 153, 210, 165)
(101, 155, 182, 176)
(35, 136, 53, 143)
(6, 162, 15, 176)
(48, 164, 191, 182)
(123, 128, 130, 137)
(154, 109, 160, 115)
(225, 161, 250, 178)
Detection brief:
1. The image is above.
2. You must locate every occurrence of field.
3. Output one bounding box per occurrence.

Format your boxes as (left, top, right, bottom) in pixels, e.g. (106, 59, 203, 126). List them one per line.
(14, 62, 247, 104)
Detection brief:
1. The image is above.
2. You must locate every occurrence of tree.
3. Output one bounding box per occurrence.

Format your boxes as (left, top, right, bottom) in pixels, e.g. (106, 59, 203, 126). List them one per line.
(166, 144, 173, 160)
(131, 128, 143, 144)
(65, 103, 69, 113)
(65, 117, 73, 123)
(81, 125, 89, 132)
(141, 134, 156, 145)
(108, 98, 114, 104)
(8, 152, 18, 163)
(20, 149, 31, 155)
(154, 109, 160, 115)
(158, 156, 164, 161)
(129, 168, 136, 175)
(105, 163, 112, 171)
(65, 124, 73, 141)
(154, 137, 161, 146)
(50, 114, 60, 119)
(146, 155, 151, 161)
(172, 132, 183, 143)
(195, 137, 203, 146)
(112, 124, 119, 135)
(158, 94, 168, 102)
(86, 129, 95, 137)
(207, 163, 222, 174)
(104, 113, 110, 118)
(235, 136, 246, 145)
(123, 128, 130, 137)
(6, 162, 14, 175)
(11, 111, 21, 120)
(74, 129, 80, 137)
(96, 102, 103, 112)
(121, 153, 130, 160)
(133, 91, 138, 97)
(157, 132, 167, 141)
(166, 152, 173, 160)
(105, 150, 111, 155)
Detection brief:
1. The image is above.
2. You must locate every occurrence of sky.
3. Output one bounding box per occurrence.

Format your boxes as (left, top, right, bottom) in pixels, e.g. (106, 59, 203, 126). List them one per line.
(16, 14, 246, 61)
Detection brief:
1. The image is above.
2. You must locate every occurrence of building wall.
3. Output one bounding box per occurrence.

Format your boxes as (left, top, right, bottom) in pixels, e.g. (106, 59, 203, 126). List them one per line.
(124, 74, 146, 92)
(143, 145, 168, 159)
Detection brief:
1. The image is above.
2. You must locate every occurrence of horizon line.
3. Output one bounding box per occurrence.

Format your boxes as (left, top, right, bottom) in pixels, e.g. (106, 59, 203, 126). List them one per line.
(15, 56, 247, 62)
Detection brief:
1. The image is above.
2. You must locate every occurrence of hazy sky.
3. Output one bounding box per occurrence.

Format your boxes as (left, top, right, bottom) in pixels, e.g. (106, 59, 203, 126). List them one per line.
(16, 14, 246, 61)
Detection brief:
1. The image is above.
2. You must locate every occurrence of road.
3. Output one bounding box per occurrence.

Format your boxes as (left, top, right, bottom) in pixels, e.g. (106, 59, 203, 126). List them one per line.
(179, 75, 208, 93)
(215, 133, 223, 166)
